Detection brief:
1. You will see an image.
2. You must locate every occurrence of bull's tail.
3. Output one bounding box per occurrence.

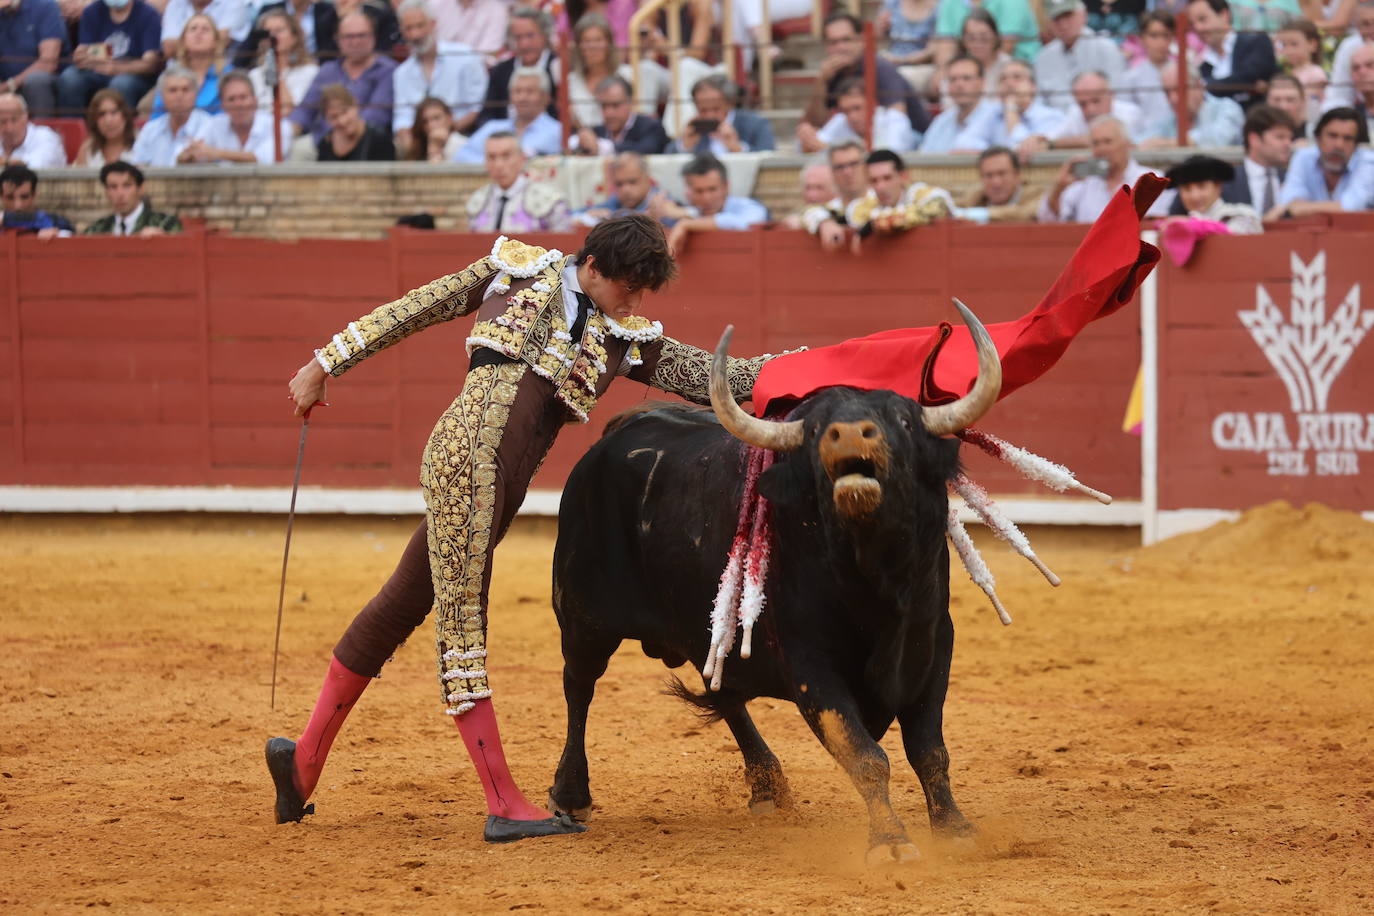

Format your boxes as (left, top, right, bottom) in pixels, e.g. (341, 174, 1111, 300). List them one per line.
(664, 675, 728, 725)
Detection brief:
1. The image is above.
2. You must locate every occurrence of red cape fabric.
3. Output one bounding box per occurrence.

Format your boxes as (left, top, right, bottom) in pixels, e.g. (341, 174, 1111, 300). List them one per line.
(752, 175, 1167, 414)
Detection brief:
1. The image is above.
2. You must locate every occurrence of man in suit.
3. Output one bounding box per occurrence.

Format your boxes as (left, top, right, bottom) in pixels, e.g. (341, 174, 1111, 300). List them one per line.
(473, 6, 558, 130)
(572, 75, 669, 155)
(82, 161, 184, 236)
(1187, 0, 1277, 108)
(667, 74, 775, 155)
(1168, 104, 1295, 214)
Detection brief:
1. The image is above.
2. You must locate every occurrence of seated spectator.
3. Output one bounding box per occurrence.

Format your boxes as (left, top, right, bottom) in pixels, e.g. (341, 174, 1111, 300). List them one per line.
(1163, 154, 1262, 233)
(1034, 0, 1125, 112)
(572, 76, 669, 156)
(465, 131, 570, 231)
(565, 13, 661, 131)
(1118, 11, 1175, 130)
(330, 0, 401, 58)
(801, 140, 870, 251)
(845, 148, 954, 242)
(152, 13, 226, 115)
(392, 0, 485, 154)
(668, 75, 775, 155)
(878, 0, 939, 99)
(1037, 71, 1145, 149)
(474, 7, 556, 130)
(316, 83, 395, 160)
(82, 160, 183, 234)
(933, 0, 1039, 73)
(161, 0, 249, 61)
(1272, 106, 1374, 216)
(1085, 0, 1146, 41)
(955, 145, 1046, 222)
(948, 9, 1012, 102)
(1267, 73, 1312, 141)
(0, 91, 67, 168)
(1140, 65, 1244, 147)
(289, 11, 394, 147)
(247, 9, 319, 118)
(74, 88, 138, 166)
(798, 78, 918, 153)
(407, 95, 467, 161)
(781, 162, 838, 229)
(130, 66, 212, 166)
(0, 0, 64, 117)
(1, 164, 72, 236)
(1336, 43, 1374, 139)
(1275, 19, 1328, 124)
(663, 154, 769, 253)
(456, 67, 561, 162)
(432, 0, 508, 67)
(57, 0, 162, 115)
(1324, 0, 1374, 110)
(573, 151, 678, 226)
(1186, 0, 1277, 109)
(554, 0, 637, 50)
(182, 69, 289, 162)
(919, 54, 1000, 152)
(993, 59, 1067, 152)
(806, 11, 931, 135)
(237, 0, 333, 63)
(1038, 115, 1173, 221)
(1170, 104, 1296, 214)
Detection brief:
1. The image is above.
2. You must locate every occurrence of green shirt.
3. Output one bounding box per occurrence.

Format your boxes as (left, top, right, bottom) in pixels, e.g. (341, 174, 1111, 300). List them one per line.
(935, 0, 1042, 61)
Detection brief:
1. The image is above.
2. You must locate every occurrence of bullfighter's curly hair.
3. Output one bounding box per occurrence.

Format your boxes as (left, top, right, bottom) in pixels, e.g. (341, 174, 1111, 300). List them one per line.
(574, 213, 678, 292)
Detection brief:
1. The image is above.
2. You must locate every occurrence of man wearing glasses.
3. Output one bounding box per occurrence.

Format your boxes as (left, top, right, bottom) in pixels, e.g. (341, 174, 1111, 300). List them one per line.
(804, 11, 930, 137)
(800, 140, 870, 251)
(289, 12, 397, 148)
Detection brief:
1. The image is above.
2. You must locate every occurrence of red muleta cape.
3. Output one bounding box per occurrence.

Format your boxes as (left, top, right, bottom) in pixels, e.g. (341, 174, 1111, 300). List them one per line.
(751, 175, 1167, 414)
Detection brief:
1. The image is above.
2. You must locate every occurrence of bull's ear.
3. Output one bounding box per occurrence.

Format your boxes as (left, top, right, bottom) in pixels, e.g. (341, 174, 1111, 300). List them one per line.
(757, 464, 797, 506)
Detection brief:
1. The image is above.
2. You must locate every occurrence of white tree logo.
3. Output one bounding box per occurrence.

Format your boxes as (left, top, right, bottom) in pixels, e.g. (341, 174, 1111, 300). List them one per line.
(1239, 252, 1373, 413)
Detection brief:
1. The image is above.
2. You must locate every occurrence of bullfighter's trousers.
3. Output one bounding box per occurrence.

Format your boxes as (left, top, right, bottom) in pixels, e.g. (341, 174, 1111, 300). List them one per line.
(330, 361, 565, 715)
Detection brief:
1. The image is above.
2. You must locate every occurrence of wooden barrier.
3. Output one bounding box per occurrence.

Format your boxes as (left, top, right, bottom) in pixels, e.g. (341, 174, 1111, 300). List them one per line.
(1, 225, 1144, 507)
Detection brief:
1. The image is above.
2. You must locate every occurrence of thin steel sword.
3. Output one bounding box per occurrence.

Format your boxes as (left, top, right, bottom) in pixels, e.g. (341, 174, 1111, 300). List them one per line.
(271, 408, 312, 709)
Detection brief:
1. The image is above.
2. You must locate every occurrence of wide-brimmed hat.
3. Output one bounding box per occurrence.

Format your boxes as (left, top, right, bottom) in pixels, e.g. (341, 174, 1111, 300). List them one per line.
(1045, 0, 1085, 18)
(1165, 155, 1235, 187)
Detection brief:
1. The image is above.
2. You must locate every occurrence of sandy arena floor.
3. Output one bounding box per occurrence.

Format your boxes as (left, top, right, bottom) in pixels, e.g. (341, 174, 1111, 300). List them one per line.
(3, 502, 1372, 913)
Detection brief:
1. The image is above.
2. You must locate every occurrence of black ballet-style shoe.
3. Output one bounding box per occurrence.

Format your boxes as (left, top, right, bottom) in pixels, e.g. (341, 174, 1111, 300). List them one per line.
(482, 812, 588, 844)
(265, 737, 315, 825)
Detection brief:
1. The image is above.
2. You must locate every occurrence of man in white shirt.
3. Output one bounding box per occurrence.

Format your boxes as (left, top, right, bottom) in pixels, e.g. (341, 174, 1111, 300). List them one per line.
(918, 55, 1000, 153)
(1328, 42, 1374, 139)
(0, 91, 65, 169)
(1186, 0, 1277, 108)
(393, 0, 487, 151)
(130, 66, 212, 167)
(1038, 116, 1173, 222)
(797, 78, 917, 153)
(1041, 71, 1144, 149)
(181, 70, 289, 164)
(994, 60, 1067, 154)
(1034, 0, 1125, 112)
(1323, 2, 1374, 109)
(1237, 104, 1295, 213)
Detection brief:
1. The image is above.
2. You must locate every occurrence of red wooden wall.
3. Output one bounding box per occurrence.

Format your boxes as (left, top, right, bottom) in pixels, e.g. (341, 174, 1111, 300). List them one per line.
(1, 225, 1143, 500)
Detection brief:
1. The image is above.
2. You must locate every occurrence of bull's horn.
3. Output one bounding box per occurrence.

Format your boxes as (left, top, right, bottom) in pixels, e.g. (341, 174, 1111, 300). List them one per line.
(710, 326, 804, 452)
(920, 299, 1003, 437)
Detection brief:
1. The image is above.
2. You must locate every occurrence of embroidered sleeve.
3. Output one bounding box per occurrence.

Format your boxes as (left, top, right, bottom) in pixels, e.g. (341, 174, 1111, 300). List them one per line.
(630, 336, 774, 405)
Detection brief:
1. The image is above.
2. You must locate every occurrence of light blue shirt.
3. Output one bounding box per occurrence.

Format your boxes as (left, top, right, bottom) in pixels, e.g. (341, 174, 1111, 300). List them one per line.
(392, 41, 489, 134)
(689, 195, 768, 231)
(130, 110, 213, 167)
(918, 99, 1000, 153)
(1278, 146, 1374, 211)
(1141, 95, 1245, 148)
(454, 112, 563, 163)
(992, 99, 1065, 146)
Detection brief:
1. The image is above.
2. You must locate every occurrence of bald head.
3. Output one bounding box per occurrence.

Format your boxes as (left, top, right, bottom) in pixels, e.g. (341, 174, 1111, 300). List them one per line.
(337, 12, 376, 63)
(800, 163, 836, 204)
(1089, 115, 1131, 171)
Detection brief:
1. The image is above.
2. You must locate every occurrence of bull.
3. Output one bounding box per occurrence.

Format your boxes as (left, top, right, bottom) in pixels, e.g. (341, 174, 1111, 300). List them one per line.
(547, 303, 1002, 865)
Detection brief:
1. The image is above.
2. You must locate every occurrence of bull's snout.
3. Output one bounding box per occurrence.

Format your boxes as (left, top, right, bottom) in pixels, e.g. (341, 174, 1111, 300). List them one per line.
(819, 421, 889, 518)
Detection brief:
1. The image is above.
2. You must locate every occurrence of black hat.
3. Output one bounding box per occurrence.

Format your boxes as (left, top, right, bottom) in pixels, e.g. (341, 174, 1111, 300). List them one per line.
(1165, 155, 1235, 187)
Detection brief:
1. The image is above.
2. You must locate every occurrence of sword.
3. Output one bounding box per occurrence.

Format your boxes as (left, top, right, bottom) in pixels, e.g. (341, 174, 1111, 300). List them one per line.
(270, 406, 313, 709)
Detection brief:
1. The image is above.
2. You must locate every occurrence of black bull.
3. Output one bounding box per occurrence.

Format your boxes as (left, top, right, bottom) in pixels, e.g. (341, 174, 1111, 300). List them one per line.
(548, 320, 1002, 865)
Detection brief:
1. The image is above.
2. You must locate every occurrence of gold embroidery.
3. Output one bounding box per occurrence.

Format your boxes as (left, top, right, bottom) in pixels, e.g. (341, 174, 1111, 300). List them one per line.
(645, 336, 770, 406)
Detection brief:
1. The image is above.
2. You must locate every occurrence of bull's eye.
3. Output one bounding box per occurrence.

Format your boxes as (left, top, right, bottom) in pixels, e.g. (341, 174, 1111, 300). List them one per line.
(899, 416, 912, 431)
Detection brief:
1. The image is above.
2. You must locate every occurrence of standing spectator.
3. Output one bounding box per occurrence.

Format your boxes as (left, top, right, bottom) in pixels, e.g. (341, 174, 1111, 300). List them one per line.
(183, 69, 288, 162)
(82, 161, 183, 234)
(1034, 0, 1125, 112)
(564, 13, 665, 131)
(431, 0, 507, 66)
(667, 74, 775, 154)
(798, 77, 918, 152)
(407, 95, 466, 160)
(1164, 155, 1263, 232)
(474, 6, 556, 130)
(573, 76, 669, 155)
(806, 11, 932, 134)
(1140, 65, 1245, 146)
(464, 131, 570, 231)
(920, 55, 1000, 152)
(1336, 43, 1374, 138)
(1, 164, 71, 235)
(1187, 0, 1277, 108)
(955, 146, 1046, 222)
(0, 0, 65, 117)
(247, 10, 319, 117)
(1324, 0, 1374, 109)
(130, 66, 212, 166)
(1038, 116, 1173, 221)
(1273, 106, 1374, 216)
(663, 154, 769, 253)
(845, 148, 954, 242)
(879, 0, 939, 98)
(456, 66, 561, 161)
(316, 84, 394, 160)
(392, 0, 486, 152)
(1039, 70, 1145, 148)
(290, 11, 396, 144)
(933, 0, 1039, 71)
(573, 151, 678, 226)
(56, 0, 162, 115)
(152, 13, 226, 114)
(1119, 11, 1175, 130)
(0, 91, 66, 167)
(994, 58, 1067, 151)
(74, 88, 138, 166)
(160, 0, 248, 60)
(1266, 73, 1312, 140)
(801, 139, 870, 250)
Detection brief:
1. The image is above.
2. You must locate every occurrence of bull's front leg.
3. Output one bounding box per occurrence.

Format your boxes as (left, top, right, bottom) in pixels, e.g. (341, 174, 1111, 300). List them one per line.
(792, 675, 917, 866)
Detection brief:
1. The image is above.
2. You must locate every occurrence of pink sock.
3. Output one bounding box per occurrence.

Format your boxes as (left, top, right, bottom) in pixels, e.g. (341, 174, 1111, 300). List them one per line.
(293, 655, 371, 800)
(453, 698, 551, 821)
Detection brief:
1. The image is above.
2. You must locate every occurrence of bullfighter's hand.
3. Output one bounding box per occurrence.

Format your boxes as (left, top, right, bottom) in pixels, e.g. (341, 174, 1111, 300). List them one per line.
(818, 218, 846, 252)
(289, 360, 330, 417)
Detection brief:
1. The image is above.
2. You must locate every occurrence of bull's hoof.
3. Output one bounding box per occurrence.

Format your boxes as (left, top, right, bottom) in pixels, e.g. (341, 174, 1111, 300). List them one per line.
(483, 813, 588, 844)
(748, 798, 778, 816)
(934, 816, 978, 838)
(866, 842, 921, 868)
(547, 790, 593, 823)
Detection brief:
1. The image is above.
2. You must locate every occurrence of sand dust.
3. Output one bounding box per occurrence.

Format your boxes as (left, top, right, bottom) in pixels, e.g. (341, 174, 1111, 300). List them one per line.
(2, 504, 1372, 913)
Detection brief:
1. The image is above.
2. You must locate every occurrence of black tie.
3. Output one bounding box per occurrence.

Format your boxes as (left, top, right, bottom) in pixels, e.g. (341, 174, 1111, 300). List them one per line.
(571, 291, 594, 341)
(493, 194, 508, 231)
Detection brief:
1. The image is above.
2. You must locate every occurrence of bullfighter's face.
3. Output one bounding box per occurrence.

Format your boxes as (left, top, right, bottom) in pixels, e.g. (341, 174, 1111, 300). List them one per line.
(581, 257, 645, 319)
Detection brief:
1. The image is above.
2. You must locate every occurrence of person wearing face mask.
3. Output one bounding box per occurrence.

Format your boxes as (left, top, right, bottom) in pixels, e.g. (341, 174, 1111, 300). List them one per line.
(56, 0, 162, 115)
(0, 0, 66, 117)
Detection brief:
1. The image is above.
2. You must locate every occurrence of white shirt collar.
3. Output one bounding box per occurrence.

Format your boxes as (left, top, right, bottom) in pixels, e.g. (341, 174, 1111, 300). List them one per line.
(119, 202, 146, 234)
(1203, 31, 1237, 68)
